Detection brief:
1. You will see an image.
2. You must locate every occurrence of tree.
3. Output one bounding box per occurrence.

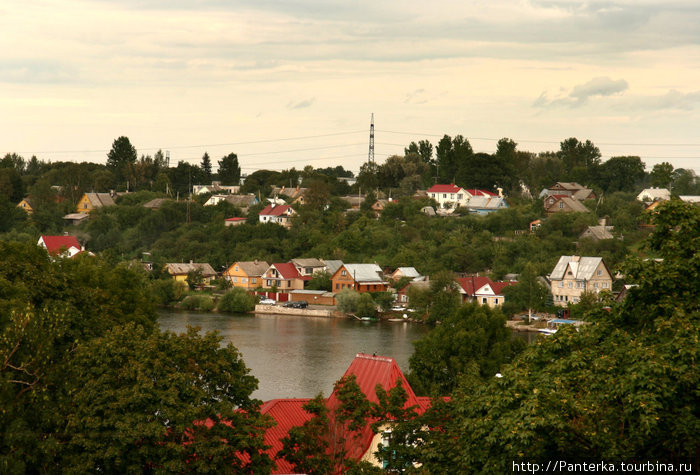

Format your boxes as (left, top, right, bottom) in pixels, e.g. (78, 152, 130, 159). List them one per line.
(336, 288, 360, 314)
(306, 270, 332, 291)
(106, 136, 138, 188)
(501, 263, 548, 319)
(596, 156, 646, 193)
(355, 293, 376, 319)
(407, 303, 526, 396)
(411, 200, 700, 472)
(217, 287, 257, 313)
(217, 153, 241, 186)
(649, 161, 673, 188)
(426, 270, 460, 324)
(200, 152, 212, 182)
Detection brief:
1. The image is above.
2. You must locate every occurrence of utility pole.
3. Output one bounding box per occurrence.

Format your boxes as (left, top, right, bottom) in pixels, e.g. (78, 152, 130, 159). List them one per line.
(368, 113, 375, 164)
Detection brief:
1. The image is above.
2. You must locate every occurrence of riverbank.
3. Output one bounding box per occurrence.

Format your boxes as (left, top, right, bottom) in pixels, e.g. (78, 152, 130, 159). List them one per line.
(254, 303, 342, 318)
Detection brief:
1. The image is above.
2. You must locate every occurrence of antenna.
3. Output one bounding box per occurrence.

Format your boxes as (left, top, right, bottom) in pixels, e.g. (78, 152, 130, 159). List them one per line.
(165, 151, 170, 167)
(368, 113, 375, 164)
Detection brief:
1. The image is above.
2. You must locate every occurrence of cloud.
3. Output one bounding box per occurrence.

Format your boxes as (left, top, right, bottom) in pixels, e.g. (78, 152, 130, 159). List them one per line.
(287, 98, 316, 109)
(624, 89, 700, 111)
(534, 76, 628, 107)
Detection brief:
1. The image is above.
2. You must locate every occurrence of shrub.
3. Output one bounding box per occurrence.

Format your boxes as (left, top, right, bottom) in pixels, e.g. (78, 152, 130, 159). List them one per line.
(218, 288, 256, 313)
(336, 288, 359, 314)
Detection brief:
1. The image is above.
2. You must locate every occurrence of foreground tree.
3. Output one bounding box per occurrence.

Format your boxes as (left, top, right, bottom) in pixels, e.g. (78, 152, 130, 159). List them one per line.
(412, 200, 700, 472)
(106, 136, 138, 188)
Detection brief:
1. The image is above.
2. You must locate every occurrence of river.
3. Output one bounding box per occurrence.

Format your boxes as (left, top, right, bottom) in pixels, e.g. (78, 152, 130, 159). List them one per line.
(158, 310, 430, 402)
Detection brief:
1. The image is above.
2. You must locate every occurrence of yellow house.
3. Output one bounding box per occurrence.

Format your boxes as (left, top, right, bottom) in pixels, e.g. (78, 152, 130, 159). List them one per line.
(17, 197, 34, 214)
(223, 260, 269, 289)
(164, 262, 217, 285)
(76, 192, 118, 214)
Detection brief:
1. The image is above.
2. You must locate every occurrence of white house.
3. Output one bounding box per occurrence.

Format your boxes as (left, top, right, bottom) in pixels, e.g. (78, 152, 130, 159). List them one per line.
(258, 203, 295, 227)
(426, 184, 470, 209)
(637, 187, 671, 202)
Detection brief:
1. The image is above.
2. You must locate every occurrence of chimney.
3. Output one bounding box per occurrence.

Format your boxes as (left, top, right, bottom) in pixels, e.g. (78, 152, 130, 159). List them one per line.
(497, 187, 503, 198)
(572, 256, 580, 262)
(190, 259, 193, 264)
(110, 189, 115, 197)
(599, 218, 606, 226)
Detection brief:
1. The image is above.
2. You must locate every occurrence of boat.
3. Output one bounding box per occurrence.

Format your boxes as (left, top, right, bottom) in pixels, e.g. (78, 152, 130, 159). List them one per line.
(538, 318, 586, 335)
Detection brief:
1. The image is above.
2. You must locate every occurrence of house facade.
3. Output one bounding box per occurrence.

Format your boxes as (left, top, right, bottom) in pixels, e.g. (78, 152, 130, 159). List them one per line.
(75, 192, 120, 214)
(262, 263, 307, 291)
(331, 264, 387, 293)
(426, 184, 469, 209)
(259, 203, 295, 227)
(455, 276, 514, 307)
(38, 235, 83, 258)
(223, 260, 269, 289)
(164, 262, 217, 285)
(549, 255, 613, 306)
(291, 258, 327, 277)
(544, 195, 591, 216)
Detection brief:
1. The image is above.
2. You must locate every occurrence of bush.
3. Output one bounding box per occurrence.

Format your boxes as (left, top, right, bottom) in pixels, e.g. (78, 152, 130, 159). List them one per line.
(218, 288, 256, 313)
(180, 295, 214, 311)
(356, 293, 376, 319)
(336, 288, 359, 314)
(151, 279, 176, 306)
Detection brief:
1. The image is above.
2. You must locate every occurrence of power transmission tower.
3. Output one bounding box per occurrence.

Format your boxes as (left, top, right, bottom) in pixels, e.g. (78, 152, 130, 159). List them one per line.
(368, 113, 375, 164)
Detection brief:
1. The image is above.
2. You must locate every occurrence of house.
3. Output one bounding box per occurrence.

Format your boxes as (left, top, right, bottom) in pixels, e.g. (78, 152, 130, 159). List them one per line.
(549, 255, 613, 306)
(193, 182, 240, 195)
(287, 289, 337, 306)
(426, 184, 470, 209)
(17, 197, 34, 214)
(262, 263, 308, 291)
(396, 279, 429, 306)
(75, 192, 120, 214)
(331, 264, 387, 293)
(341, 195, 365, 210)
(544, 195, 591, 216)
(260, 353, 432, 473)
(270, 186, 307, 205)
(38, 235, 83, 258)
(322, 259, 344, 277)
(541, 182, 596, 201)
(637, 187, 670, 202)
(579, 225, 614, 241)
(204, 194, 259, 213)
(390, 267, 422, 282)
(456, 276, 516, 307)
(259, 203, 295, 227)
(63, 212, 90, 225)
(223, 260, 269, 289)
(164, 262, 217, 285)
(291, 258, 327, 277)
(371, 199, 390, 215)
(224, 217, 246, 227)
(465, 196, 508, 215)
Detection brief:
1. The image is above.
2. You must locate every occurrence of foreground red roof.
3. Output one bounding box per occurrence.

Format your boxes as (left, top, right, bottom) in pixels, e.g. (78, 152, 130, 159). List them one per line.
(456, 276, 493, 295)
(270, 262, 302, 280)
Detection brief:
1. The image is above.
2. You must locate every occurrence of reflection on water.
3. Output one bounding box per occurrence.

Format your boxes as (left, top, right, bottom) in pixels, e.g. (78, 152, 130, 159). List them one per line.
(511, 329, 541, 344)
(158, 311, 429, 402)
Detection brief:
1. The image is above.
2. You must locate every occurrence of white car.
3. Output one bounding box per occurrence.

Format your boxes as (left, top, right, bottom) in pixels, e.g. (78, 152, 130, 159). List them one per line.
(390, 306, 405, 312)
(259, 298, 276, 305)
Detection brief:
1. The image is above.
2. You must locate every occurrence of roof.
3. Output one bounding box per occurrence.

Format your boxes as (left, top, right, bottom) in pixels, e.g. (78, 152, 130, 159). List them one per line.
(85, 192, 117, 207)
(291, 258, 326, 268)
(143, 198, 169, 209)
(223, 194, 258, 207)
(63, 212, 89, 221)
(550, 256, 607, 281)
(427, 183, 464, 194)
(224, 217, 246, 222)
(269, 263, 303, 280)
(679, 195, 700, 203)
(456, 276, 493, 295)
(572, 188, 595, 200)
(164, 262, 216, 277)
(580, 225, 614, 240)
(482, 281, 517, 295)
(260, 399, 313, 474)
(38, 235, 81, 255)
(466, 196, 507, 209)
(550, 182, 584, 191)
(547, 196, 590, 213)
(393, 267, 421, 278)
(322, 259, 344, 276)
(464, 188, 497, 197)
(259, 204, 293, 217)
(637, 188, 671, 201)
(339, 263, 385, 284)
(229, 260, 270, 277)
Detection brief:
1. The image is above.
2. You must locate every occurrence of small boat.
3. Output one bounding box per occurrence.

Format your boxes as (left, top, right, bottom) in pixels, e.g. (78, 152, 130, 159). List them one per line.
(538, 318, 585, 335)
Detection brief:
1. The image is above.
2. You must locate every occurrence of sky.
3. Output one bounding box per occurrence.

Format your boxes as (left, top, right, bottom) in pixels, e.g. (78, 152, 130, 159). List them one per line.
(2, 0, 700, 175)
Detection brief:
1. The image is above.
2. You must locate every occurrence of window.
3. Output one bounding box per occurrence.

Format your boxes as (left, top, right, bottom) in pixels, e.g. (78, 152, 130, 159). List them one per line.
(494, 298, 499, 304)
(568, 282, 573, 288)
(336, 283, 340, 289)
(232, 277, 238, 283)
(450, 194, 455, 199)
(341, 270, 347, 276)
(252, 278, 257, 284)
(242, 278, 246, 283)
(559, 202, 564, 209)
(558, 281, 564, 288)
(234, 266, 238, 272)
(287, 280, 291, 287)
(267, 279, 273, 286)
(597, 269, 602, 276)
(602, 282, 608, 288)
(457, 194, 462, 200)
(443, 194, 447, 198)
(482, 298, 487, 304)
(594, 283, 598, 289)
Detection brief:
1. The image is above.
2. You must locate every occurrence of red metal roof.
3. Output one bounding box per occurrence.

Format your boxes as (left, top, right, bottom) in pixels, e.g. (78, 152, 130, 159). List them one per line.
(488, 281, 517, 294)
(427, 183, 463, 194)
(455, 276, 493, 295)
(261, 353, 432, 473)
(270, 262, 302, 280)
(39, 235, 81, 255)
(465, 188, 497, 197)
(225, 217, 246, 222)
(259, 204, 292, 217)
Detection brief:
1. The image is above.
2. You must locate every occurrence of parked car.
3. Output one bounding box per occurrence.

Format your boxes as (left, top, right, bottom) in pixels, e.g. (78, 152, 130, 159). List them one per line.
(390, 306, 405, 312)
(283, 300, 308, 308)
(259, 298, 276, 305)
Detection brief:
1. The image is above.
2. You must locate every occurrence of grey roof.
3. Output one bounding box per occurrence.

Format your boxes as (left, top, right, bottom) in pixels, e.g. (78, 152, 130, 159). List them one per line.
(86, 192, 116, 208)
(323, 259, 344, 276)
(224, 194, 258, 207)
(579, 225, 614, 240)
(233, 260, 270, 277)
(63, 212, 89, 220)
(549, 256, 606, 281)
(572, 188, 595, 200)
(547, 196, 590, 213)
(143, 198, 170, 209)
(342, 263, 385, 284)
(393, 267, 421, 278)
(679, 195, 700, 203)
(637, 188, 670, 201)
(292, 258, 326, 268)
(165, 262, 216, 277)
(466, 196, 508, 209)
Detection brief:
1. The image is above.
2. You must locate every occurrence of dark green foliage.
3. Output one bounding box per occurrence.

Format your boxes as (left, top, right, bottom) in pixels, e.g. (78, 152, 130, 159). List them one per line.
(356, 293, 376, 319)
(407, 303, 526, 396)
(217, 153, 240, 185)
(306, 270, 332, 291)
(217, 287, 256, 313)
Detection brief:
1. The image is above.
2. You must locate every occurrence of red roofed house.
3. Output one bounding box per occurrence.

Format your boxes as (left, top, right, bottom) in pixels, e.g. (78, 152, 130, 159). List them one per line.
(426, 183, 469, 209)
(224, 217, 246, 227)
(456, 276, 515, 307)
(262, 263, 308, 291)
(261, 353, 432, 473)
(259, 203, 295, 227)
(38, 235, 83, 258)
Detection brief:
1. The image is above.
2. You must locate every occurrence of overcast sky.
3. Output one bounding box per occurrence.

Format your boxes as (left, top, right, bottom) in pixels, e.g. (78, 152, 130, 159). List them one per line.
(2, 0, 699, 174)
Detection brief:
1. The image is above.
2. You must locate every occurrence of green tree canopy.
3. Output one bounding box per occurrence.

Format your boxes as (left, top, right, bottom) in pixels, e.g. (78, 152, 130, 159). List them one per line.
(217, 153, 241, 186)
